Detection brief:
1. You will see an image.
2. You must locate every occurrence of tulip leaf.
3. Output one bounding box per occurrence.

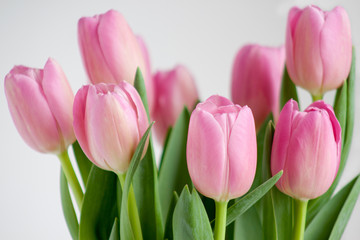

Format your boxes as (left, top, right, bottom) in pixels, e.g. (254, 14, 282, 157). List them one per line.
(159, 127, 172, 171)
(172, 186, 213, 240)
(280, 65, 299, 109)
(164, 192, 179, 240)
(120, 122, 154, 240)
(60, 169, 79, 240)
(307, 47, 356, 223)
(261, 122, 277, 240)
(159, 108, 192, 221)
(305, 174, 360, 240)
(109, 218, 120, 240)
(79, 165, 118, 240)
(225, 170, 283, 226)
(133, 139, 164, 239)
(72, 141, 93, 187)
(134, 67, 150, 119)
(233, 207, 263, 240)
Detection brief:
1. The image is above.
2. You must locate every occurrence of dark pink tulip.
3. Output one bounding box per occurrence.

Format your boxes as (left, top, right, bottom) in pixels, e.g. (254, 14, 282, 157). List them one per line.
(73, 82, 148, 174)
(4, 58, 75, 153)
(286, 6, 352, 97)
(78, 10, 154, 111)
(187, 95, 257, 202)
(152, 65, 198, 144)
(271, 99, 341, 200)
(231, 44, 285, 129)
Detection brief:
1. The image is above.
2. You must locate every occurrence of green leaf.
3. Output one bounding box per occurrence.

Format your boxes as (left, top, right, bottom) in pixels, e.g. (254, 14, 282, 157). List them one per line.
(280, 65, 299, 109)
(133, 139, 164, 240)
(79, 165, 118, 240)
(305, 175, 360, 240)
(233, 207, 262, 240)
(159, 127, 172, 172)
(307, 47, 356, 223)
(261, 122, 277, 240)
(272, 184, 293, 240)
(164, 192, 179, 240)
(60, 169, 79, 240)
(225, 170, 283, 226)
(159, 108, 192, 221)
(109, 218, 119, 240)
(172, 186, 213, 240)
(134, 68, 150, 119)
(120, 123, 154, 240)
(72, 141, 93, 187)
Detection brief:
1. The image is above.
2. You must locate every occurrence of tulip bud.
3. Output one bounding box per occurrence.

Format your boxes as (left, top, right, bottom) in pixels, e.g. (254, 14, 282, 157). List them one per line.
(73, 82, 148, 174)
(285, 5, 352, 97)
(231, 44, 285, 128)
(271, 99, 341, 200)
(153, 65, 198, 144)
(4, 58, 75, 154)
(187, 95, 257, 202)
(78, 10, 154, 111)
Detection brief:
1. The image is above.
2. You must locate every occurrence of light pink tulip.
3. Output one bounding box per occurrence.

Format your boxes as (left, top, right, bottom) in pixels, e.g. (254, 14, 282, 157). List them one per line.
(78, 10, 154, 111)
(271, 99, 341, 200)
(4, 58, 75, 154)
(73, 82, 148, 174)
(187, 95, 257, 202)
(231, 44, 285, 128)
(286, 5, 352, 97)
(152, 65, 198, 144)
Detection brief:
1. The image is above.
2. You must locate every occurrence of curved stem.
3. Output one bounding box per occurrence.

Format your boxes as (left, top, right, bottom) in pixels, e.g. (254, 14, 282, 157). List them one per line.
(311, 94, 323, 102)
(58, 150, 83, 209)
(293, 199, 308, 240)
(118, 173, 143, 240)
(214, 201, 228, 240)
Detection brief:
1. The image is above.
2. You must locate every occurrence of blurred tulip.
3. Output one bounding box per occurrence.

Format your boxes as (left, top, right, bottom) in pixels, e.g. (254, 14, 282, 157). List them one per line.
(78, 10, 154, 111)
(5, 58, 75, 154)
(187, 95, 257, 202)
(73, 82, 148, 174)
(231, 44, 285, 128)
(271, 99, 341, 200)
(286, 5, 352, 98)
(152, 65, 198, 144)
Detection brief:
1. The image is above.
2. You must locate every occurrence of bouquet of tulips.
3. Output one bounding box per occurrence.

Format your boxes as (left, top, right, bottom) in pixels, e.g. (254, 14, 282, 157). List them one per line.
(4, 5, 359, 240)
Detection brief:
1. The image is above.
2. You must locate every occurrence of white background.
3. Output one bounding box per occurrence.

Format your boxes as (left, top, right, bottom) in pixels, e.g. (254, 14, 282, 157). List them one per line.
(1, 0, 360, 239)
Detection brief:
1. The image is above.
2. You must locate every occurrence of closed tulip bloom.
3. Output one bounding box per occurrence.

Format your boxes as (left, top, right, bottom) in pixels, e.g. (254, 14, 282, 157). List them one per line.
(187, 95, 257, 202)
(73, 82, 148, 174)
(4, 58, 75, 154)
(153, 65, 198, 144)
(231, 44, 285, 128)
(78, 10, 154, 111)
(286, 5, 352, 97)
(271, 99, 341, 200)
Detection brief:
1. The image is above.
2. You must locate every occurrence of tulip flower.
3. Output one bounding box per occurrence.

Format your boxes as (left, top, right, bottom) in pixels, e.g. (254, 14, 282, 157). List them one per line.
(153, 65, 198, 144)
(4, 58, 75, 154)
(78, 10, 154, 111)
(73, 81, 148, 174)
(187, 95, 257, 240)
(285, 5, 352, 99)
(231, 44, 285, 128)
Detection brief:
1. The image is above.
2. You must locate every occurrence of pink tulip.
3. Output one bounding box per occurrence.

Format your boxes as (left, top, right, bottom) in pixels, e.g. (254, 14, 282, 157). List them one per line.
(78, 10, 154, 111)
(286, 5, 352, 97)
(271, 99, 341, 200)
(187, 95, 257, 202)
(73, 82, 148, 174)
(231, 44, 285, 128)
(4, 58, 75, 154)
(152, 65, 198, 144)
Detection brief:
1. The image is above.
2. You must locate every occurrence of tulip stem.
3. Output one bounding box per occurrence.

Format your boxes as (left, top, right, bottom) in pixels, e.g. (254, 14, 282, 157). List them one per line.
(214, 201, 228, 240)
(58, 150, 84, 209)
(293, 199, 308, 240)
(311, 94, 323, 102)
(118, 173, 143, 240)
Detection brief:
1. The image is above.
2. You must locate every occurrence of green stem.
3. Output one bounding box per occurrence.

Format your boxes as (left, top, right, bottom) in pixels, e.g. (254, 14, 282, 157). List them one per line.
(57, 150, 84, 209)
(118, 173, 143, 240)
(293, 199, 308, 240)
(311, 94, 323, 102)
(214, 201, 228, 240)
